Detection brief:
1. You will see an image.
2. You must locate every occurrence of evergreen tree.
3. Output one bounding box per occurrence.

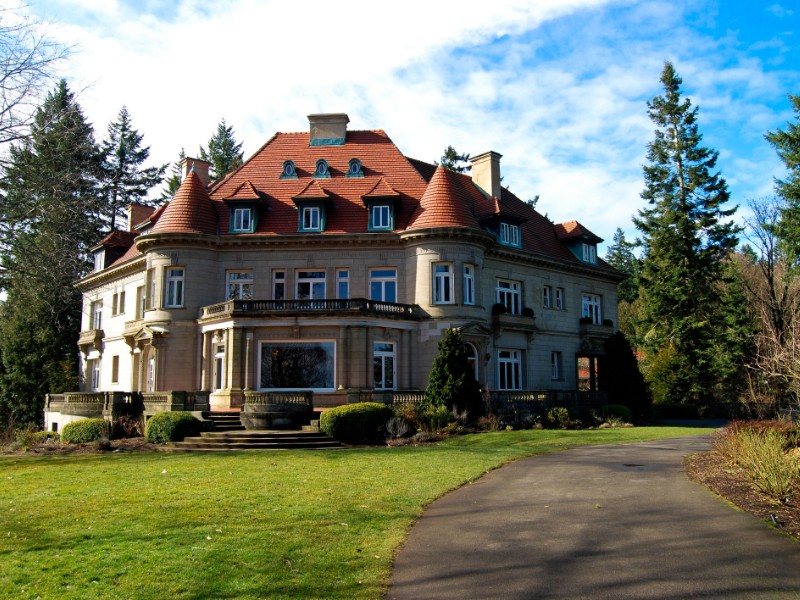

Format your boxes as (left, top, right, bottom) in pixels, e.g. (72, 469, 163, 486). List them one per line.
(765, 94, 800, 267)
(0, 80, 102, 427)
(424, 329, 482, 420)
(436, 145, 471, 173)
(199, 119, 243, 181)
(159, 148, 186, 201)
(633, 62, 740, 409)
(602, 332, 650, 420)
(604, 227, 641, 303)
(99, 106, 167, 230)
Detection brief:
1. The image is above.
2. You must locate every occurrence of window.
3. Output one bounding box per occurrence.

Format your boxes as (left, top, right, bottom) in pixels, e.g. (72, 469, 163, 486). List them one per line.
(146, 268, 156, 309)
(498, 350, 522, 390)
(497, 279, 522, 315)
(370, 269, 397, 302)
(582, 293, 602, 325)
(467, 343, 479, 381)
(90, 300, 103, 330)
(542, 285, 552, 308)
(499, 222, 521, 247)
(214, 344, 225, 391)
(273, 270, 285, 300)
(226, 270, 253, 300)
(88, 359, 100, 391)
(347, 158, 364, 178)
(164, 268, 185, 308)
(296, 270, 326, 300)
(94, 250, 104, 272)
(555, 287, 565, 310)
(146, 354, 155, 392)
(280, 160, 297, 179)
(551, 351, 562, 380)
(337, 269, 349, 299)
(112, 291, 125, 316)
(369, 204, 392, 230)
(259, 341, 335, 390)
(301, 206, 321, 231)
(231, 207, 252, 232)
(433, 263, 453, 304)
(314, 159, 331, 178)
(582, 243, 597, 264)
(111, 355, 120, 384)
(136, 286, 146, 319)
(463, 264, 475, 305)
(373, 342, 396, 390)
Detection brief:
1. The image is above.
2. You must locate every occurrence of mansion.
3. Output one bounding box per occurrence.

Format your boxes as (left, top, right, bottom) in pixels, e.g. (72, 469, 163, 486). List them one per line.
(45, 113, 622, 430)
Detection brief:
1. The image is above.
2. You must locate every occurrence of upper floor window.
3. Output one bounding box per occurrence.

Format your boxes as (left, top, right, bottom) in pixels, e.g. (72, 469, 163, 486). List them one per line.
(555, 287, 565, 310)
(164, 267, 185, 308)
(543, 285, 552, 308)
(499, 222, 521, 247)
(90, 300, 103, 330)
(273, 270, 285, 300)
(347, 158, 364, 178)
(280, 160, 298, 179)
(226, 270, 253, 300)
(432, 263, 453, 304)
(296, 270, 326, 300)
(301, 206, 321, 232)
(136, 286, 146, 319)
(582, 293, 602, 325)
(112, 291, 126, 316)
(93, 250, 105, 272)
(463, 264, 475, 305)
(497, 279, 522, 315)
(231, 207, 253, 233)
(337, 269, 349, 299)
(369, 204, 393, 230)
(314, 159, 331, 178)
(370, 269, 397, 303)
(582, 242, 597, 264)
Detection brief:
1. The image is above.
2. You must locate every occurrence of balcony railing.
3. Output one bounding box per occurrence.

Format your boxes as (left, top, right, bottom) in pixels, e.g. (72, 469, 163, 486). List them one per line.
(201, 298, 425, 320)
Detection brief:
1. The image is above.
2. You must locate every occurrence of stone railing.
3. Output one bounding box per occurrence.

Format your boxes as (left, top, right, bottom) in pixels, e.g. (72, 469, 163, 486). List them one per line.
(141, 391, 210, 414)
(488, 390, 608, 426)
(350, 389, 425, 405)
(45, 392, 142, 419)
(201, 298, 424, 320)
(243, 391, 313, 406)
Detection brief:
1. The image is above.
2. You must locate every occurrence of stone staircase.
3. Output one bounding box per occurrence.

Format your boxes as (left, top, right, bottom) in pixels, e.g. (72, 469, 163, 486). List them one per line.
(165, 430, 344, 451)
(204, 411, 246, 432)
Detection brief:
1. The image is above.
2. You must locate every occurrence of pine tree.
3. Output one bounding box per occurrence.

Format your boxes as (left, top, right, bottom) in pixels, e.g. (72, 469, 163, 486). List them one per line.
(604, 228, 640, 303)
(160, 148, 186, 200)
(199, 119, 243, 181)
(424, 329, 482, 420)
(765, 94, 800, 267)
(99, 106, 167, 230)
(0, 80, 102, 427)
(633, 62, 740, 409)
(436, 145, 471, 173)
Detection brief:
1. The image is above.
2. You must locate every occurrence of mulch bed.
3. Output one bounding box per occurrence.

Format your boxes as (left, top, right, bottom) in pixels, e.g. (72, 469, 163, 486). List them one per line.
(2, 438, 158, 456)
(686, 450, 800, 541)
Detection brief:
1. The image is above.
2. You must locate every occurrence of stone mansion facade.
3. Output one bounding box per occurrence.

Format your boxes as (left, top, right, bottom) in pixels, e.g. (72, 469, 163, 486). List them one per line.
(45, 113, 622, 430)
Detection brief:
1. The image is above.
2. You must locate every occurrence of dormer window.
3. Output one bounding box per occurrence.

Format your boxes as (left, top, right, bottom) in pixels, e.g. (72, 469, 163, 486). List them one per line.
(232, 207, 253, 233)
(93, 249, 105, 272)
(280, 160, 297, 179)
(346, 158, 364, 178)
(499, 222, 521, 248)
(582, 242, 597, 264)
(314, 159, 331, 179)
(369, 204, 393, 231)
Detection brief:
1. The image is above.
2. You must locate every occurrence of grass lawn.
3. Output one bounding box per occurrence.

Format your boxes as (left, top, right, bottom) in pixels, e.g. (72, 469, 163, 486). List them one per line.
(1, 426, 711, 599)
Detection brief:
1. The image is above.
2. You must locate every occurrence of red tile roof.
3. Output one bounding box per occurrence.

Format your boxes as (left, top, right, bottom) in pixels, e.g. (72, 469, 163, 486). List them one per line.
(96, 229, 137, 249)
(407, 166, 480, 230)
(225, 180, 261, 201)
(151, 171, 218, 235)
(554, 220, 603, 243)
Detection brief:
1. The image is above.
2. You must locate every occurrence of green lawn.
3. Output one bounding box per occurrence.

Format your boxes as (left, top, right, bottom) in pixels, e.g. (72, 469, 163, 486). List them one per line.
(0, 427, 711, 599)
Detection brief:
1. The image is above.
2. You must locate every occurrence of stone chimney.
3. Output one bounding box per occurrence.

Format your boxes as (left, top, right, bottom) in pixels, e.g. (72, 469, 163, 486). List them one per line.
(308, 113, 350, 146)
(127, 203, 155, 232)
(470, 151, 502, 199)
(180, 157, 211, 187)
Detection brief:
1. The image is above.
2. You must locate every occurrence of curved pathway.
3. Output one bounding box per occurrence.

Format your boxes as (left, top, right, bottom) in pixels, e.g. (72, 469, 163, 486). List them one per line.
(388, 436, 800, 599)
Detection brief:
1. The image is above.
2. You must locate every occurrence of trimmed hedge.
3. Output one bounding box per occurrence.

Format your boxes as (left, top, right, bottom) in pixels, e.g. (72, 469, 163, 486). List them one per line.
(605, 404, 633, 423)
(62, 419, 109, 444)
(145, 411, 202, 444)
(319, 402, 394, 444)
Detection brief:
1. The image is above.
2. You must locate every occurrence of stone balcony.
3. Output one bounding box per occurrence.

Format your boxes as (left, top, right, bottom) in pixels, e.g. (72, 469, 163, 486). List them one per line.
(199, 298, 427, 321)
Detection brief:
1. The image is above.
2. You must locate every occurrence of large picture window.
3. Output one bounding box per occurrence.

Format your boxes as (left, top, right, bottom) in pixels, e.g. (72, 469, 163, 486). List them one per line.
(259, 341, 335, 390)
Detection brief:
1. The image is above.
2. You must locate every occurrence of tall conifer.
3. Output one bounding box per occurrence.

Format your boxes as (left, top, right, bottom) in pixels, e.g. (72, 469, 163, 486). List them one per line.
(199, 119, 244, 181)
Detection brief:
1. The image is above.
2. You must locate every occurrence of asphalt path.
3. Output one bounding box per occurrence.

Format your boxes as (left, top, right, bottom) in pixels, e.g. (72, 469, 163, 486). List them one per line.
(388, 436, 800, 599)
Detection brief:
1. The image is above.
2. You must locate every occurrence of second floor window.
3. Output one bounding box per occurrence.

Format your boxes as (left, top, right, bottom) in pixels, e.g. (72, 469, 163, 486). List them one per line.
(273, 270, 285, 300)
(370, 269, 397, 302)
(463, 264, 475, 305)
(136, 286, 146, 319)
(337, 269, 349, 299)
(543, 285, 552, 308)
(433, 263, 453, 304)
(582, 293, 602, 325)
(497, 279, 522, 315)
(164, 267, 185, 308)
(90, 300, 103, 330)
(226, 271, 253, 300)
(555, 287, 565, 310)
(296, 270, 326, 300)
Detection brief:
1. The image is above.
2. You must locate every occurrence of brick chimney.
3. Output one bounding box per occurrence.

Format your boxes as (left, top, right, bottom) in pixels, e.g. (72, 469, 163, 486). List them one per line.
(180, 157, 211, 186)
(308, 113, 349, 146)
(127, 203, 155, 232)
(470, 151, 502, 199)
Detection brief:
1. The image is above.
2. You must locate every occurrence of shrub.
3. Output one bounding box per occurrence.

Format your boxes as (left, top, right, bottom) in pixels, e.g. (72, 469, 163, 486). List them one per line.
(145, 411, 201, 444)
(545, 406, 571, 429)
(33, 430, 60, 444)
(737, 428, 800, 500)
(62, 419, 110, 444)
(605, 404, 633, 423)
(319, 402, 394, 444)
(477, 413, 501, 431)
(14, 427, 37, 450)
(111, 415, 144, 439)
(420, 404, 452, 432)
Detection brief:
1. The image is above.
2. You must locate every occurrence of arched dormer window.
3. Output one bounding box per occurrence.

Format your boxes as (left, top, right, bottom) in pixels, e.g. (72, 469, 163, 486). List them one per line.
(314, 159, 331, 179)
(280, 160, 297, 179)
(346, 158, 364, 178)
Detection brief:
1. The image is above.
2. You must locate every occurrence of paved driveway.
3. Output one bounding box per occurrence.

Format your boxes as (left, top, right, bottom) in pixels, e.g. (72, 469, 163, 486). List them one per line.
(388, 437, 800, 599)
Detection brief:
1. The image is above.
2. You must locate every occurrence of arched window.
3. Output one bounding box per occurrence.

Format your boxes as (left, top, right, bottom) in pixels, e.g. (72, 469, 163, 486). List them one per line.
(314, 159, 330, 178)
(280, 160, 297, 179)
(466, 343, 479, 381)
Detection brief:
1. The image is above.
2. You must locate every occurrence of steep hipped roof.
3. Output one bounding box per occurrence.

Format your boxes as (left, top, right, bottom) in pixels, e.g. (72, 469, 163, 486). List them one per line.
(151, 170, 218, 235)
(554, 220, 603, 243)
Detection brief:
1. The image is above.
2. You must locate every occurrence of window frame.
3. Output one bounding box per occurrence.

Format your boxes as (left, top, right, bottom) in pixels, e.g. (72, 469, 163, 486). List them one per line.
(555, 287, 565, 310)
(369, 204, 393, 231)
(497, 349, 523, 390)
(164, 267, 185, 308)
(432, 263, 454, 304)
(296, 270, 326, 300)
(273, 270, 286, 300)
(582, 293, 603, 325)
(226, 270, 254, 300)
(337, 269, 350, 299)
(582, 242, 597, 264)
(499, 222, 521, 247)
(258, 340, 336, 392)
(463, 264, 476, 305)
(542, 285, 552, 309)
(231, 207, 253, 233)
(370, 268, 397, 303)
(551, 351, 562, 380)
(300, 205, 322, 232)
(497, 279, 522, 315)
(373, 341, 396, 390)
(90, 300, 103, 330)
(111, 355, 120, 384)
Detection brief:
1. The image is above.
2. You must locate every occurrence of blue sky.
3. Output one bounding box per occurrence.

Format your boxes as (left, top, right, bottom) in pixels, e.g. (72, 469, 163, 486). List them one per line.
(20, 0, 800, 251)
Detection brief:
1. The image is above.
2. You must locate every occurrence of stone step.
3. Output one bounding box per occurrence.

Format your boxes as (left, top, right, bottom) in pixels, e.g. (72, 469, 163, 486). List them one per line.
(164, 441, 344, 451)
(164, 430, 344, 452)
